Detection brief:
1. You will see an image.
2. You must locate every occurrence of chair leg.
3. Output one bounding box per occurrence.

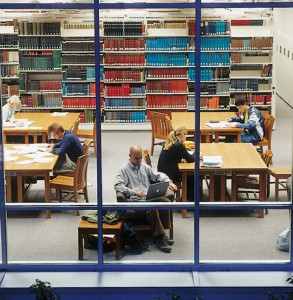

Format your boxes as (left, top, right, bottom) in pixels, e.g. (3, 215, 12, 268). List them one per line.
(74, 190, 80, 216)
(83, 186, 89, 203)
(267, 174, 271, 197)
(169, 211, 174, 240)
(94, 140, 97, 157)
(151, 136, 155, 156)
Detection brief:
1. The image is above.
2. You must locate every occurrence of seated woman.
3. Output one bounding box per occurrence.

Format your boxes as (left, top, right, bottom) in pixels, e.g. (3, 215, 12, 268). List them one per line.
(157, 127, 195, 200)
(2, 95, 23, 127)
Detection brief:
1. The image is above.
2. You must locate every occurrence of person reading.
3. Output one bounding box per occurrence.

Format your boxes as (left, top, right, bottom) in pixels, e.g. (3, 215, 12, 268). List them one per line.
(2, 95, 23, 127)
(114, 145, 177, 253)
(226, 98, 265, 144)
(47, 123, 83, 174)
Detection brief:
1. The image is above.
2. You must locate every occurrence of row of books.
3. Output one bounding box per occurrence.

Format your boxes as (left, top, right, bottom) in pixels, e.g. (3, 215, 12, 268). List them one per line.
(230, 79, 263, 91)
(25, 80, 62, 91)
(0, 51, 18, 63)
(104, 85, 145, 97)
(188, 21, 196, 36)
(105, 111, 146, 123)
(147, 68, 187, 78)
(201, 37, 230, 51)
(231, 20, 264, 26)
(146, 80, 187, 93)
(63, 82, 96, 96)
(0, 64, 19, 77)
(200, 82, 230, 95)
(100, 66, 103, 81)
(201, 21, 229, 36)
(188, 96, 228, 110)
(19, 56, 59, 70)
(0, 20, 17, 32)
(19, 37, 61, 50)
(103, 38, 145, 51)
(63, 22, 94, 30)
(146, 54, 186, 66)
(200, 53, 230, 66)
(1, 84, 19, 96)
(63, 66, 96, 81)
(103, 22, 144, 37)
(147, 20, 186, 29)
(0, 35, 18, 48)
(232, 93, 272, 105)
(261, 64, 272, 77)
(145, 37, 188, 51)
(62, 40, 95, 52)
(79, 111, 95, 124)
(199, 68, 230, 82)
(19, 22, 60, 36)
(104, 70, 144, 82)
(231, 38, 273, 50)
(62, 54, 95, 65)
(21, 93, 62, 107)
(146, 95, 187, 108)
(104, 98, 145, 109)
(104, 54, 145, 66)
(231, 52, 270, 63)
(63, 97, 96, 108)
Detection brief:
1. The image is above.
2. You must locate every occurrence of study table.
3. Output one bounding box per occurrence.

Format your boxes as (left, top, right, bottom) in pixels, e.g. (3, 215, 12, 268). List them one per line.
(178, 143, 268, 218)
(3, 112, 80, 144)
(171, 111, 243, 143)
(4, 144, 58, 219)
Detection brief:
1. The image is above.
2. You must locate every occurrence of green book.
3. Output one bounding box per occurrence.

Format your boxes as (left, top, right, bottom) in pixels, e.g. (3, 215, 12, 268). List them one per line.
(53, 50, 61, 69)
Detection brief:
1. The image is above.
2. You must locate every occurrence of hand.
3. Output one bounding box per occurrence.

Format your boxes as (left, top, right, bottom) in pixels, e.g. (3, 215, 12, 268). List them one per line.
(47, 145, 54, 153)
(228, 123, 237, 128)
(169, 182, 178, 192)
(15, 121, 24, 127)
(226, 118, 232, 122)
(134, 191, 146, 197)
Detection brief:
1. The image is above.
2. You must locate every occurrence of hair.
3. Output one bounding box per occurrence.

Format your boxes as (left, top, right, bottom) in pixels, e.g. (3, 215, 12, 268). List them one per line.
(163, 126, 188, 150)
(48, 123, 65, 134)
(235, 98, 246, 106)
(7, 95, 21, 105)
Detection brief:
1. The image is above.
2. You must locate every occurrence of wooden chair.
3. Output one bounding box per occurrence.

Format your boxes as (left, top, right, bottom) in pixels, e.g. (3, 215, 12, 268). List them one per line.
(76, 119, 97, 156)
(50, 154, 90, 215)
(236, 150, 273, 200)
(71, 118, 80, 135)
(150, 111, 173, 155)
(143, 149, 152, 167)
(255, 114, 275, 154)
(267, 167, 291, 201)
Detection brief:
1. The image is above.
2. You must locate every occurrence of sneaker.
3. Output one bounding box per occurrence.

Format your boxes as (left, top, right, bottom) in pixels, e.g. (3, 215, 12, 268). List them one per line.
(156, 234, 172, 253)
(164, 234, 174, 246)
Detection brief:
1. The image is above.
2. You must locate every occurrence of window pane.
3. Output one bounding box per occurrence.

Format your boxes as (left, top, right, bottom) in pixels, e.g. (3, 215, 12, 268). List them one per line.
(0, 0, 93, 3)
(6, 209, 98, 263)
(199, 209, 290, 262)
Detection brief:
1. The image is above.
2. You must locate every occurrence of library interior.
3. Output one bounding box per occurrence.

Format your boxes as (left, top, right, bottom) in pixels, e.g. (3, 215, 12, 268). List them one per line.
(0, 4, 292, 274)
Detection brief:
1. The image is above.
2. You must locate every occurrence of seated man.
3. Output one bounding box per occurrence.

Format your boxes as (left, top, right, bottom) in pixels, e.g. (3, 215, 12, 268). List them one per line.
(226, 98, 265, 144)
(114, 145, 177, 253)
(47, 123, 83, 174)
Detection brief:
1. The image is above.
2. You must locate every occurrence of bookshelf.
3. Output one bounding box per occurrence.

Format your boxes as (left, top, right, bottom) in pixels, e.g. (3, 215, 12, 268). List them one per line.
(18, 21, 62, 110)
(0, 20, 19, 106)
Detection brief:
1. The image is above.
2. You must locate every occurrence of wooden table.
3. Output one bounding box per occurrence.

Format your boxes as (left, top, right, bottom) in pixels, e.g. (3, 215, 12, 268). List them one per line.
(3, 112, 80, 144)
(4, 144, 58, 219)
(171, 112, 243, 143)
(178, 143, 268, 218)
(78, 220, 124, 260)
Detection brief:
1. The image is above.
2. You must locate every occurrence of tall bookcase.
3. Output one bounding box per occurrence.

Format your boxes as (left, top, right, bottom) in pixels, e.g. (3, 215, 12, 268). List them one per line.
(0, 20, 19, 106)
(18, 21, 62, 110)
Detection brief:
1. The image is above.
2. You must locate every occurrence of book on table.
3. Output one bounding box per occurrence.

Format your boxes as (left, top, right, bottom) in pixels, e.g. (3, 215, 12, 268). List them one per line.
(202, 156, 223, 167)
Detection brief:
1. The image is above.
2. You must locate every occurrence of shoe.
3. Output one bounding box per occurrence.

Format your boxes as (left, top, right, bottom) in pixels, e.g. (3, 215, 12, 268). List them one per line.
(26, 176, 37, 184)
(156, 234, 172, 253)
(164, 234, 174, 246)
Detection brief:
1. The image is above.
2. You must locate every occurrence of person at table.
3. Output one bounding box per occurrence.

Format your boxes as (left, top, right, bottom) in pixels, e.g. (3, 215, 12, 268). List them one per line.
(2, 95, 24, 127)
(114, 145, 177, 253)
(47, 123, 83, 174)
(226, 98, 265, 144)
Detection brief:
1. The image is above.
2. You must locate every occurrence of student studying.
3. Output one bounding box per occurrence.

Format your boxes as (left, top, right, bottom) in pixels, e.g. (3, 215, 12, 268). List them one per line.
(2, 95, 23, 128)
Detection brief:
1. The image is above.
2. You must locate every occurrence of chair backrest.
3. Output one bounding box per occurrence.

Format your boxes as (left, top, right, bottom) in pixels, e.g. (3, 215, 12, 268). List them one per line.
(74, 154, 89, 188)
(143, 149, 152, 167)
(263, 114, 275, 143)
(71, 118, 80, 135)
(261, 149, 273, 167)
(83, 139, 91, 154)
(150, 111, 173, 140)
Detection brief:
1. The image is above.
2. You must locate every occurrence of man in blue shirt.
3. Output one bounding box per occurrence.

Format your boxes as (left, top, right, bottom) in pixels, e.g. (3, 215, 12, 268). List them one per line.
(47, 123, 83, 174)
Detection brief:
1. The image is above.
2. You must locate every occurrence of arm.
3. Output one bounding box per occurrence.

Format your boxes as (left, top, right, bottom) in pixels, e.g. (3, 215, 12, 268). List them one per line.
(51, 138, 71, 156)
(146, 165, 177, 191)
(178, 143, 195, 163)
(114, 169, 135, 197)
(236, 111, 259, 130)
(53, 141, 62, 149)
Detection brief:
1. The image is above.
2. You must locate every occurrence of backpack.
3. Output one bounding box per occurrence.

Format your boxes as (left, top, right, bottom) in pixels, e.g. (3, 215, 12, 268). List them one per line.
(122, 222, 149, 254)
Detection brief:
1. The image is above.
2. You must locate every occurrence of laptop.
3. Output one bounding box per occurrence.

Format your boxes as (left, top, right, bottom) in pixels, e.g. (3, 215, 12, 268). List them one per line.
(129, 182, 169, 202)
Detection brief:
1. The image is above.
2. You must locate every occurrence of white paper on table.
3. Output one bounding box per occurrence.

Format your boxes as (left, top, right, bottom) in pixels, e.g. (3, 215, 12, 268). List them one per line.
(4, 156, 19, 161)
(202, 156, 223, 167)
(51, 112, 68, 117)
(34, 157, 54, 163)
(25, 152, 53, 159)
(4, 149, 18, 155)
(206, 122, 228, 129)
(15, 160, 35, 165)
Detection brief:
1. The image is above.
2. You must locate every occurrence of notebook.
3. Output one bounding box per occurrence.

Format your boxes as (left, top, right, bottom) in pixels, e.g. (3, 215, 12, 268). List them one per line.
(129, 182, 169, 202)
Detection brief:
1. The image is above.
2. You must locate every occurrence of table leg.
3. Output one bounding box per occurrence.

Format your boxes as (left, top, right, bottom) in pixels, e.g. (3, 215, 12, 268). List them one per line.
(115, 231, 121, 260)
(181, 171, 187, 218)
(42, 133, 47, 143)
(3, 134, 7, 144)
(17, 175, 23, 203)
(6, 176, 12, 203)
(33, 135, 38, 144)
(44, 173, 51, 219)
(275, 176, 279, 201)
(209, 173, 215, 201)
(24, 133, 29, 144)
(78, 229, 83, 260)
(258, 171, 266, 218)
(220, 175, 226, 201)
(231, 172, 237, 201)
(214, 134, 219, 143)
(206, 135, 211, 143)
(236, 132, 241, 143)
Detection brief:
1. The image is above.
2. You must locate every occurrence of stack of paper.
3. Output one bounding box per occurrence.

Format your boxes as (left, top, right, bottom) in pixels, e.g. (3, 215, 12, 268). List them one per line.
(202, 156, 223, 167)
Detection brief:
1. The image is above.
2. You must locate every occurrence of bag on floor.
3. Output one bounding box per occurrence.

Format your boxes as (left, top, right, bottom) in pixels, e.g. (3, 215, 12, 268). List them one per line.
(87, 235, 116, 252)
(277, 226, 290, 252)
(122, 222, 149, 255)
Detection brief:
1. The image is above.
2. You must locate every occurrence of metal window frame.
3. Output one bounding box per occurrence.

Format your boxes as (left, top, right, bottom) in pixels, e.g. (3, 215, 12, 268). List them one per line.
(0, 0, 292, 272)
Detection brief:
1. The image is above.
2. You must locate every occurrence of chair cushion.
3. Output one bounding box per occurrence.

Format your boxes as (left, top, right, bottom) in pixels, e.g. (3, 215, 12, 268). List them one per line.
(255, 137, 269, 146)
(50, 175, 74, 187)
(76, 129, 93, 138)
(268, 167, 291, 176)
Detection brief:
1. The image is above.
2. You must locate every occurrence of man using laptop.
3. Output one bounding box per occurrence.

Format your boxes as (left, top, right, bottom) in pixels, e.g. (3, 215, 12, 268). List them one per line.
(114, 145, 177, 253)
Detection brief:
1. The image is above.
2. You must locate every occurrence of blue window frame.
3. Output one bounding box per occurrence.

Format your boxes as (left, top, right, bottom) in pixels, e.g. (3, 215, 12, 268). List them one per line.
(0, 0, 292, 272)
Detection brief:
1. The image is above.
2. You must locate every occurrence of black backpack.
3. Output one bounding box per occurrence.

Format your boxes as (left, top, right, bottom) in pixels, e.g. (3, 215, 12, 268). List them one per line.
(122, 222, 149, 254)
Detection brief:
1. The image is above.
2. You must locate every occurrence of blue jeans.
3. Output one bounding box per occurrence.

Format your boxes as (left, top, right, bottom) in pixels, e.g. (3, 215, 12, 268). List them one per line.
(241, 131, 253, 143)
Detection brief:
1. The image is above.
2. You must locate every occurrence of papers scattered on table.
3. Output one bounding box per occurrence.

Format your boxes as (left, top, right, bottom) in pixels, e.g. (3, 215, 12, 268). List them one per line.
(34, 157, 54, 163)
(51, 112, 68, 117)
(4, 156, 19, 162)
(206, 122, 228, 129)
(15, 160, 35, 165)
(202, 156, 223, 167)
